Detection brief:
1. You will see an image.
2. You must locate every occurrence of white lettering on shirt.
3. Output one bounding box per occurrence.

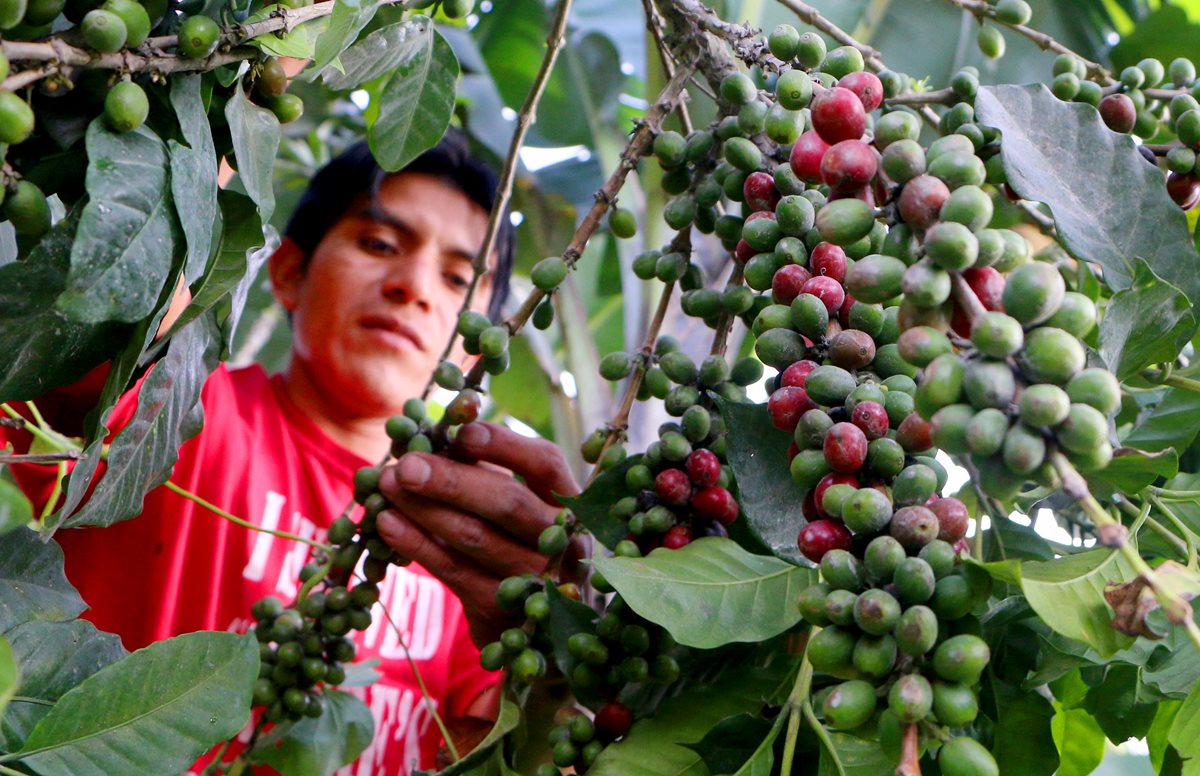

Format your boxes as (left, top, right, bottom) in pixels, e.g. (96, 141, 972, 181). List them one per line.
(242, 490, 287, 582)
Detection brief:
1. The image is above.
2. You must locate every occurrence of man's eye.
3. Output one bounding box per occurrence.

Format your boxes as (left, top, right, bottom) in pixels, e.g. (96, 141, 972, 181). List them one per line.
(446, 272, 472, 289)
(358, 235, 396, 254)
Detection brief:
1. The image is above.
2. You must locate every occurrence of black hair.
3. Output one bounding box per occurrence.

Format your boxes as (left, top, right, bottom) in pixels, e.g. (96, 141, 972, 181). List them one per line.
(284, 128, 514, 321)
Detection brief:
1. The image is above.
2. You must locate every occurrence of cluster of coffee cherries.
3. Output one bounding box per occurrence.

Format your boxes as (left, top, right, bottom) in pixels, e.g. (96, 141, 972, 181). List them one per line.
(587, 335, 760, 549)
(248, 494, 392, 723)
(1037, 51, 1200, 210)
(899, 259, 1123, 500)
(247, 411, 438, 724)
(482, 554, 686, 774)
(797, 520, 997, 776)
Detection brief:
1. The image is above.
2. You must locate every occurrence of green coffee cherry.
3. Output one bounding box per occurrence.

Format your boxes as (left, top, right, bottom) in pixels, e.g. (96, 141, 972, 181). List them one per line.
(965, 408, 1008, 457)
(970, 312, 1024, 359)
(720, 72, 758, 105)
(83, 8, 127, 52)
(889, 673, 933, 723)
(1066, 368, 1121, 416)
(4, 180, 51, 237)
(531, 256, 569, 290)
(932, 634, 990, 684)
(823, 679, 877, 730)
(104, 80, 149, 133)
(1019, 327, 1085, 384)
(178, 14, 220, 58)
(939, 737, 999, 776)
(1002, 262, 1065, 326)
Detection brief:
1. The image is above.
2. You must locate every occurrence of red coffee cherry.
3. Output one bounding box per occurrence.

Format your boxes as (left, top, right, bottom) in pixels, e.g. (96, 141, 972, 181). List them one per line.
(824, 421, 869, 473)
(595, 702, 634, 739)
(810, 242, 849, 284)
(815, 472, 860, 517)
(810, 87, 867, 144)
(798, 518, 853, 563)
(781, 359, 820, 387)
(1098, 93, 1136, 134)
(686, 449, 721, 487)
(837, 71, 884, 112)
(800, 275, 846, 314)
(662, 524, 693, 549)
(655, 468, 692, 506)
(851, 401, 889, 440)
(930, 497, 970, 543)
(772, 264, 814, 305)
(743, 171, 782, 212)
(790, 129, 831, 181)
(769, 386, 818, 431)
(692, 486, 738, 524)
(898, 174, 951, 230)
(820, 139, 878, 192)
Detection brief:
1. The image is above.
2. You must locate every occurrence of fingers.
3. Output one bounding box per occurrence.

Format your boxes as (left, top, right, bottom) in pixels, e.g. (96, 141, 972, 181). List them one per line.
(451, 422, 581, 504)
(379, 452, 557, 543)
(375, 509, 519, 647)
(384, 490, 550, 580)
(375, 509, 498, 605)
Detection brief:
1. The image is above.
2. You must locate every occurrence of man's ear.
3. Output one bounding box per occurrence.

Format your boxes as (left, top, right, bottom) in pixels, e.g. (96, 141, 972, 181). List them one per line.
(268, 237, 306, 312)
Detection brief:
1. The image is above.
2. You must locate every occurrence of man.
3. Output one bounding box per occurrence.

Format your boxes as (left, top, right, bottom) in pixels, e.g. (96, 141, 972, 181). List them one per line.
(8, 130, 578, 774)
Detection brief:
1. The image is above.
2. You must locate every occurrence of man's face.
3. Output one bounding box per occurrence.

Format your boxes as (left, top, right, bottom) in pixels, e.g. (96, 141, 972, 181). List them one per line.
(276, 172, 494, 419)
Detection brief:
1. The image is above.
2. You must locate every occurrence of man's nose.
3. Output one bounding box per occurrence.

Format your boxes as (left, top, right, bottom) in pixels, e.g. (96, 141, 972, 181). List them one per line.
(381, 244, 436, 312)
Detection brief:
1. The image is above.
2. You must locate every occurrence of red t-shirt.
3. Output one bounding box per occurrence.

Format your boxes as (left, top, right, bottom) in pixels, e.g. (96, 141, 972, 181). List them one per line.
(10, 364, 498, 775)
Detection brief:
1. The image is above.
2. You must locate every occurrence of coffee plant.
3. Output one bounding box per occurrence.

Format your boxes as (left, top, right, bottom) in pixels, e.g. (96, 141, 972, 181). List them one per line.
(2, 0, 1200, 773)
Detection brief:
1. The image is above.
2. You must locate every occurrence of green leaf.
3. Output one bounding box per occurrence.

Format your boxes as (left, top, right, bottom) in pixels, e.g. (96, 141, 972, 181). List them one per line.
(1149, 700, 1183, 772)
(716, 397, 807, 564)
(248, 14, 326, 58)
(0, 620, 126, 752)
(1170, 681, 1200, 775)
(0, 479, 32, 537)
(1110, 5, 1200, 72)
(1052, 705, 1111, 776)
(588, 667, 785, 776)
(323, 17, 432, 90)
(1099, 260, 1197, 380)
(544, 582, 600, 677)
(225, 86, 281, 223)
(0, 210, 127, 401)
(1019, 547, 1139, 657)
(472, 0, 545, 111)
(818, 733, 890, 776)
(167, 74, 219, 282)
(57, 312, 219, 529)
(7, 631, 258, 776)
(975, 84, 1200, 306)
(309, 0, 385, 76)
(993, 680, 1059, 775)
(0, 637, 15, 730)
(368, 28, 459, 172)
(0, 528, 85, 633)
(1123, 387, 1200, 455)
(1082, 664, 1157, 741)
(559, 456, 637, 550)
(1090, 446, 1179, 495)
(680, 712, 776, 776)
(56, 121, 180, 324)
(412, 696, 520, 776)
(1143, 633, 1200, 698)
(249, 690, 375, 776)
(592, 537, 816, 649)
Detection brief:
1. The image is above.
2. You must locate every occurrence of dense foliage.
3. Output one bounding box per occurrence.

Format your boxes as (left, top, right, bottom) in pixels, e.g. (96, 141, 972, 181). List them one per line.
(3, 0, 1200, 774)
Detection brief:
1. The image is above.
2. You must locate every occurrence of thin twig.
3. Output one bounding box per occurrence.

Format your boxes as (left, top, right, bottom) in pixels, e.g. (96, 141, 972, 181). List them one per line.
(586, 278, 679, 486)
(420, 0, 575, 402)
(896, 723, 922, 776)
(163, 480, 331, 550)
(642, 0, 695, 134)
(782, 647, 816, 775)
(885, 87, 956, 107)
(1, 0, 342, 89)
(939, 0, 1114, 84)
(0, 451, 81, 463)
(709, 264, 744, 358)
(431, 62, 697, 440)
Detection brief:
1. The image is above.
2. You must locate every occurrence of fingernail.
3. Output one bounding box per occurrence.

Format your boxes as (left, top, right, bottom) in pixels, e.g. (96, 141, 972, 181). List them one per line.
(458, 422, 492, 449)
(397, 455, 431, 487)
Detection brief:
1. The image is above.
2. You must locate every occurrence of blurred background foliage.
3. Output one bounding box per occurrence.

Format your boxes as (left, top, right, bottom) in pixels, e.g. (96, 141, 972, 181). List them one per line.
(233, 0, 1194, 489)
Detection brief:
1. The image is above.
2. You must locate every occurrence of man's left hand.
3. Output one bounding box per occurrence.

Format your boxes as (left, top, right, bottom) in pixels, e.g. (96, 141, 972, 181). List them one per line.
(375, 421, 582, 648)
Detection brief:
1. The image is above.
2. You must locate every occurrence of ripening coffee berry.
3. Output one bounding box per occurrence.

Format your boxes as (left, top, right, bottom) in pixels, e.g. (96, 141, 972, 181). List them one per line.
(810, 87, 867, 144)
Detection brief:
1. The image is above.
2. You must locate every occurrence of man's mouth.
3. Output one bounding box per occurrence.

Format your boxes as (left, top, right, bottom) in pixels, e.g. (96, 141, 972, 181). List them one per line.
(360, 315, 425, 351)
